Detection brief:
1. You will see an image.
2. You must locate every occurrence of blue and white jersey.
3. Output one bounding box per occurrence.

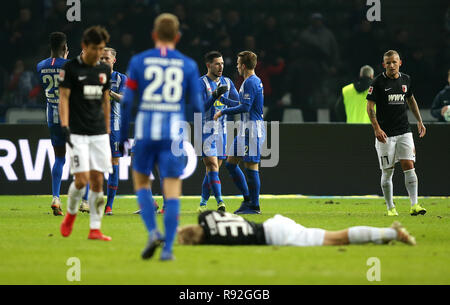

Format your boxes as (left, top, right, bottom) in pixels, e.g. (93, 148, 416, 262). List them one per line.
(120, 47, 203, 143)
(36, 57, 67, 126)
(200, 75, 239, 135)
(110, 71, 127, 132)
(238, 74, 264, 137)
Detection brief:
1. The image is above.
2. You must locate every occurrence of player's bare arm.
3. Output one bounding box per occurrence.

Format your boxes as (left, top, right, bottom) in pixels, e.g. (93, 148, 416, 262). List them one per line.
(59, 87, 70, 127)
(367, 99, 387, 143)
(213, 110, 223, 121)
(406, 95, 426, 138)
(103, 89, 111, 134)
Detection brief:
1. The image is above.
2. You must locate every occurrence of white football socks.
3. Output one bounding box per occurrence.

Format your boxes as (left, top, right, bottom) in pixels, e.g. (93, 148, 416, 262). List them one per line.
(88, 190, 105, 230)
(67, 182, 86, 215)
(380, 168, 395, 210)
(348, 226, 397, 244)
(404, 169, 418, 206)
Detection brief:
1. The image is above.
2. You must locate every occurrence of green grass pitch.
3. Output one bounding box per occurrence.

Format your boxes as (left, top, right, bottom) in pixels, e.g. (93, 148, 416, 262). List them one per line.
(0, 195, 449, 285)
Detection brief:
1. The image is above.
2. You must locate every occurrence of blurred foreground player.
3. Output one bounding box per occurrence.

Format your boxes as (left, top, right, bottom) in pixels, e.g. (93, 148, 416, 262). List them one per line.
(59, 26, 113, 241)
(366, 50, 427, 216)
(178, 211, 416, 246)
(120, 13, 203, 260)
(37, 32, 69, 216)
(100, 47, 127, 215)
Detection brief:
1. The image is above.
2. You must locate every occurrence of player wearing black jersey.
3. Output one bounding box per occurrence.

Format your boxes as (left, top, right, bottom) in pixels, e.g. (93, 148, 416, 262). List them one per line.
(177, 211, 417, 246)
(59, 26, 113, 241)
(366, 50, 427, 216)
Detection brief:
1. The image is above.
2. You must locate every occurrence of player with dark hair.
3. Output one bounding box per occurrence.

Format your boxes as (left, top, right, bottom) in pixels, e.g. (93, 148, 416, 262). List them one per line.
(37, 32, 69, 216)
(214, 51, 265, 215)
(120, 13, 203, 260)
(366, 50, 427, 216)
(100, 47, 127, 215)
(59, 26, 113, 241)
(177, 210, 416, 247)
(198, 51, 240, 213)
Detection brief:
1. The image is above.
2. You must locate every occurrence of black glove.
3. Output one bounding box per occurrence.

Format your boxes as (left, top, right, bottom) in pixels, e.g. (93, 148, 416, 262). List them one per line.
(118, 142, 126, 156)
(212, 85, 228, 99)
(61, 126, 73, 148)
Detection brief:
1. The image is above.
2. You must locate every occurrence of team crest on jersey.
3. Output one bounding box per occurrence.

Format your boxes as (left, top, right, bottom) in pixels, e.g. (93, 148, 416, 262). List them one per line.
(402, 85, 407, 93)
(99, 73, 107, 84)
(59, 69, 65, 81)
(368, 86, 373, 94)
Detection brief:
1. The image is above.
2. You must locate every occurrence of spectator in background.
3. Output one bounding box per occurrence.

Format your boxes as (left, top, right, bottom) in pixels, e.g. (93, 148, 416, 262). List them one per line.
(403, 48, 433, 107)
(430, 69, 450, 122)
(257, 52, 286, 122)
(10, 8, 37, 58)
(300, 13, 339, 121)
(115, 33, 136, 72)
(335, 65, 374, 123)
(6, 59, 39, 108)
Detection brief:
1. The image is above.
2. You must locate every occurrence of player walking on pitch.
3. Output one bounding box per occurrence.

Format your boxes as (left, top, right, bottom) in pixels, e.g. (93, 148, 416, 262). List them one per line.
(198, 51, 240, 213)
(214, 51, 265, 215)
(37, 32, 69, 216)
(59, 26, 113, 240)
(120, 13, 203, 260)
(366, 50, 427, 216)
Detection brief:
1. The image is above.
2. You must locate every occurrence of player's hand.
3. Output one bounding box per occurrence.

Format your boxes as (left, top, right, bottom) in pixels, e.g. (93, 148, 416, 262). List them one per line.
(441, 106, 449, 116)
(61, 126, 73, 148)
(212, 85, 228, 99)
(374, 127, 387, 143)
(417, 121, 426, 138)
(213, 111, 223, 121)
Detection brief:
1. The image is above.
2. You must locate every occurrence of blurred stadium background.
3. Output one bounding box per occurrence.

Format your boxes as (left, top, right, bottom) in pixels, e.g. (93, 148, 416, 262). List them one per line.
(0, 0, 449, 124)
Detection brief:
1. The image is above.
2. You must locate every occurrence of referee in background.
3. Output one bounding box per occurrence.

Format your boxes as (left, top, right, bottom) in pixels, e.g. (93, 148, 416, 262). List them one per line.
(58, 26, 113, 241)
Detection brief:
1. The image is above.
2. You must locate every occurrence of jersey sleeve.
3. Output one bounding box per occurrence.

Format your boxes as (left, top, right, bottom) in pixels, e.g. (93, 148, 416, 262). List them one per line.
(242, 78, 255, 106)
(104, 68, 112, 92)
(118, 73, 127, 94)
(59, 61, 74, 89)
(228, 79, 240, 101)
(366, 77, 379, 103)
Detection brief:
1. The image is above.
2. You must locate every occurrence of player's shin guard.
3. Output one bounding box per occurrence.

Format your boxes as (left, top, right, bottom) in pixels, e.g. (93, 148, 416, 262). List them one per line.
(106, 165, 119, 209)
(381, 168, 394, 210)
(225, 162, 250, 201)
(404, 169, 418, 206)
(163, 198, 179, 253)
(245, 168, 260, 207)
(136, 188, 157, 232)
(200, 174, 210, 205)
(88, 190, 105, 229)
(52, 156, 65, 198)
(208, 171, 223, 204)
(67, 182, 86, 215)
(348, 226, 397, 244)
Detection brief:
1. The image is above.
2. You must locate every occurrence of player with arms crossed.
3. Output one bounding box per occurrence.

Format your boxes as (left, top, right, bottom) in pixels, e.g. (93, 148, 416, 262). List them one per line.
(37, 32, 69, 216)
(214, 51, 265, 215)
(366, 50, 427, 216)
(100, 47, 127, 215)
(198, 51, 240, 213)
(178, 210, 416, 247)
(120, 13, 203, 260)
(59, 26, 113, 241)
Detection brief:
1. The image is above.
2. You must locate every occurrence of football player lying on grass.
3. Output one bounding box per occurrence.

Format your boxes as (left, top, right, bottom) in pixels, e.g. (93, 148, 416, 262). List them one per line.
(177, 211, 416, 246)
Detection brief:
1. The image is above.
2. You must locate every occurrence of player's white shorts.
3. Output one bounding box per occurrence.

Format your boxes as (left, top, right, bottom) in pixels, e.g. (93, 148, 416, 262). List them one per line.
(67, 134, 113, 174)
(263, 214, 326, 247)
(375, 132, 415, 169)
